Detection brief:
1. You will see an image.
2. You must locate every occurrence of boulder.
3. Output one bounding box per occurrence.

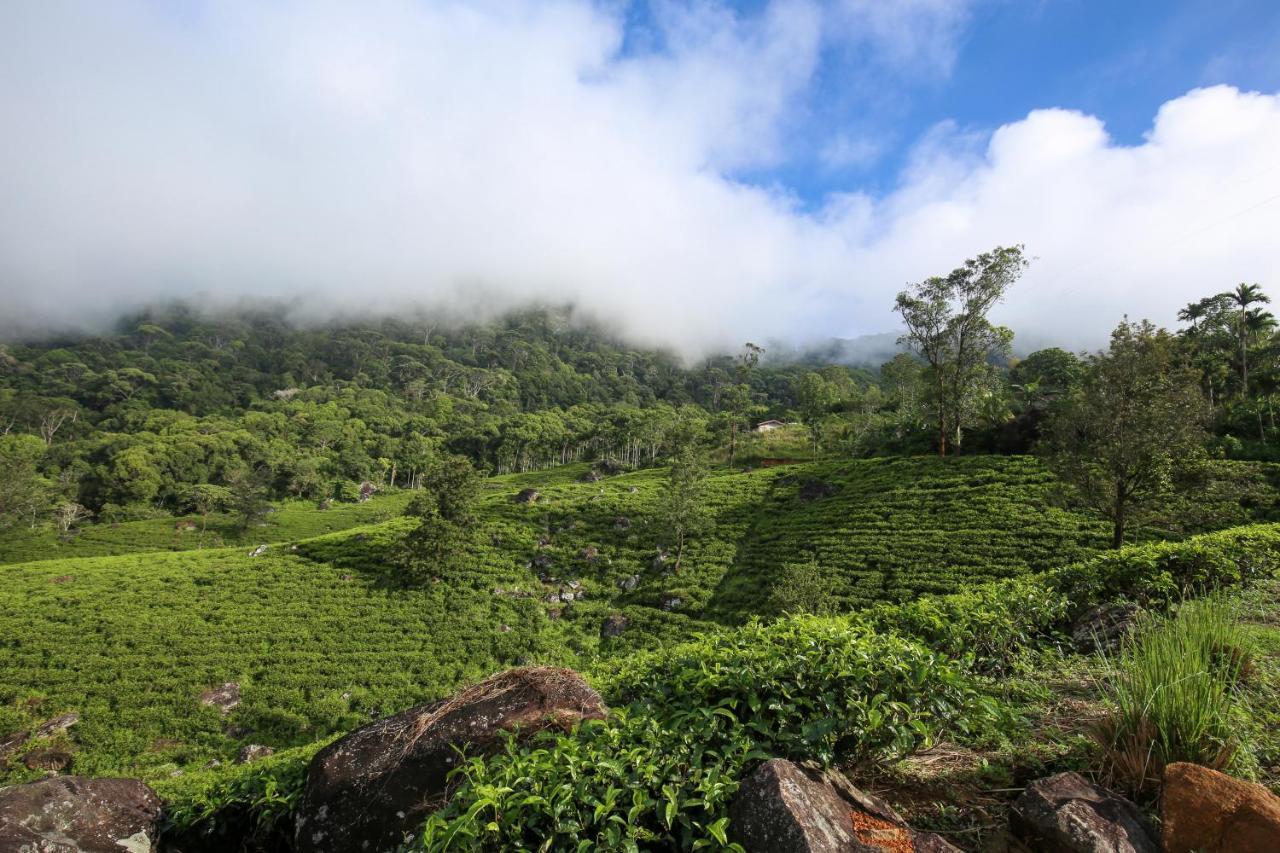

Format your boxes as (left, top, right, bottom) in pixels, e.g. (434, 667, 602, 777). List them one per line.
(660, 594, 683, 611)
(234, 744, 274, 764)
(1162, 761, 1280, 852)
(24, 746, 73, 772)
(37, 712, 81, 738)
(618, 574, 640, 592)
(514, 488, 540, 504)
(582, 469, 603, 482)
(0, 730, 30, 762)
(729, 758, 960, 852)
(614, 516, 631, 531)
(798, 479, 837, 501)
(0, 776, 162, 852)
(199, 683, 240, 715)
(248, 545, 268, 557)
(601, 613, 630, 638)
(295, 666, 607, 853)
(1009, 771, 1157, 853)
(1071, 602, 1141, 653)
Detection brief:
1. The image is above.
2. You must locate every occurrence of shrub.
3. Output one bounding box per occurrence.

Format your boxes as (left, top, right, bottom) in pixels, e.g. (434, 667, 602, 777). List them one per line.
(1051, 524, 1280, 607)
(155, 741, 326, 843)
(857, 574, 1072, 673)
(766, 555, 838, 616)
(1091, 598, 1249, 797)
(420, 616, 1003, 850)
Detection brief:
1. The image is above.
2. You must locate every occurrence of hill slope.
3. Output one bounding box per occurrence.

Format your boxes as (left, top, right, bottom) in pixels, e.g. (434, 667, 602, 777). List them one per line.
(0, 455, 1262, 785)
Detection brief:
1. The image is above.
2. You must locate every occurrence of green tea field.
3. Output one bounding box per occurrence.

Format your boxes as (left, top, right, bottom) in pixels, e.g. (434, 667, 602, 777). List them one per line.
(0, 456, 1268, 787)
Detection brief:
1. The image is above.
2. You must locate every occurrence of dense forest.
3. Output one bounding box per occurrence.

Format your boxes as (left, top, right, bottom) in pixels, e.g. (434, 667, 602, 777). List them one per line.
(1, 255, 1278, 540)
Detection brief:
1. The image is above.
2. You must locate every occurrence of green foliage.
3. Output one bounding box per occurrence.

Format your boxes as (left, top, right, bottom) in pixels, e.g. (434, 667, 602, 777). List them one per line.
(1051, 524, 1280, 608)
(155, 741, 326, 840)
(1092, 598, 1250, 795)
(0, 434, 60, 530)
(422, 618, 1001, 850)
(894, 245, 1027, 454)
(766, 555, 837, 616)
(394, 456, 484, 586)
(0, 491, 412, 564)
(1041, 319, 1210, 547)
(656, 446, 710, 572)
(861, 523, 1280, 674)
(858, 574, 1073, 673)
(709, 456, 1110, 619)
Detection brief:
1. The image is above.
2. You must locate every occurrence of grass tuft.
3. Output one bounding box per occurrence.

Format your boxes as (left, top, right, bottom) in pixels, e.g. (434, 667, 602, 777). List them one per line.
(1092, 597, 1250, 796)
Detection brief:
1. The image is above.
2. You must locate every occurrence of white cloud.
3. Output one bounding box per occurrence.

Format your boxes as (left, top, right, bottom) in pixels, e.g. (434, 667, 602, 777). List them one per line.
(0, 2, 1277, 358)
(831, 86, 1280, 350)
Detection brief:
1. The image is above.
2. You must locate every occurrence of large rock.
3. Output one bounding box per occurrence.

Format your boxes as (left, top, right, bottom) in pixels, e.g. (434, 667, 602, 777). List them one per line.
(1009, 771, 1157, 853)
(601, 613, 630, 638)
(198, 682, 240, 715)
(37, 712, 81, 738)
(234, 744, 274, 764)
(294, 666, 606, 853)
(729, 758, 960, 852)
(0, 776, 162, 852)
(0, 729, 30, 761)
(1162, 761, 1280, 852)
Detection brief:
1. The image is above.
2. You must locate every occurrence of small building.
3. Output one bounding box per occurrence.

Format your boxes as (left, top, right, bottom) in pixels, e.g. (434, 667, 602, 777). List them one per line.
(754, 419, 786, 433)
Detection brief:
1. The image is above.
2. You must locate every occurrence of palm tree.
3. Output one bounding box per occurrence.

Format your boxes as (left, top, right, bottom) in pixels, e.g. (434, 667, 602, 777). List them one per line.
(1228, 283, 1271, 395)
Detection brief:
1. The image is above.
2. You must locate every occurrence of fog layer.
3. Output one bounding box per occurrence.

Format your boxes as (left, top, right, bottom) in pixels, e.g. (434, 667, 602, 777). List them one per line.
(2, 2, 1278, 354)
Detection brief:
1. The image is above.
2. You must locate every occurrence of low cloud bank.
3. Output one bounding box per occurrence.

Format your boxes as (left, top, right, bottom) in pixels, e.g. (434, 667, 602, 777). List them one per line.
(1, 2, 1277, 355)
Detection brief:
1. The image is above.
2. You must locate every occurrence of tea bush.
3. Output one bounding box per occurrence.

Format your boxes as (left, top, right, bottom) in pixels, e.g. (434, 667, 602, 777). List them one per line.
(421, 618, 1001, 851)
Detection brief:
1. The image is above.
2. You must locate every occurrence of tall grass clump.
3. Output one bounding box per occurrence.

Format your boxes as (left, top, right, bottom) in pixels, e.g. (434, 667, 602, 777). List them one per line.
(1092, 597, 1250, 796)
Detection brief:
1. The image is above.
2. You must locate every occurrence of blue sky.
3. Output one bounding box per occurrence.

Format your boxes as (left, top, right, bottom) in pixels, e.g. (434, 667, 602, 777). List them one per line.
(2, 1, 1279, 351)
(708, 0, 1280, 205)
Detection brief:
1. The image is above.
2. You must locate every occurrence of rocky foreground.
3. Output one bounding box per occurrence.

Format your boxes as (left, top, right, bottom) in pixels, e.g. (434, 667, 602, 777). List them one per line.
(2, 666, 1278, 852)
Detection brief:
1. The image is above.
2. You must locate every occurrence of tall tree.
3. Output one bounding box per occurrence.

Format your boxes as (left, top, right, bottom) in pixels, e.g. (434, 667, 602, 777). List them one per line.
(1177, 293, 1235, 409)
(1228, 282, 1271, 395)
(725, 343, 764, 466)
(795, 372, 840, 459)
(894, 246, 1027, 455)
(228, 466, 272, 534)
(1040, 320, 1208, 548)
(0, 435, 55, 530)
(657, 445, 710, 573)
(394, 455, 482, 586)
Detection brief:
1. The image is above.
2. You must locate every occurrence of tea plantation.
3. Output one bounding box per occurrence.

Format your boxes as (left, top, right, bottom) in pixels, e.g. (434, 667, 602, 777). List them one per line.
(0, 492, 415, 565)
(0, 455, 1270, 795)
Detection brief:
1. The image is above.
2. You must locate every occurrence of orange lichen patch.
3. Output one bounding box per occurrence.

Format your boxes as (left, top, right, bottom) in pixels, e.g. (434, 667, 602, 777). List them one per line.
(849, 809, 914, 853)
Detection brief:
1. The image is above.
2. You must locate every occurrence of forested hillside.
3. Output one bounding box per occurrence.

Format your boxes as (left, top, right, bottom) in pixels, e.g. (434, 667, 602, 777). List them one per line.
(0, 306, 879, 526)
(4, 277, 1279, 540)
(4, 267, 1280, 851)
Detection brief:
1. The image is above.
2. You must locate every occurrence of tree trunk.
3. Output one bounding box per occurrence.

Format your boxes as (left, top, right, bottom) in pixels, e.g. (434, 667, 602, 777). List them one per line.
(1111, 482, 1126, 549)
(1240, 316, 1249, 396)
